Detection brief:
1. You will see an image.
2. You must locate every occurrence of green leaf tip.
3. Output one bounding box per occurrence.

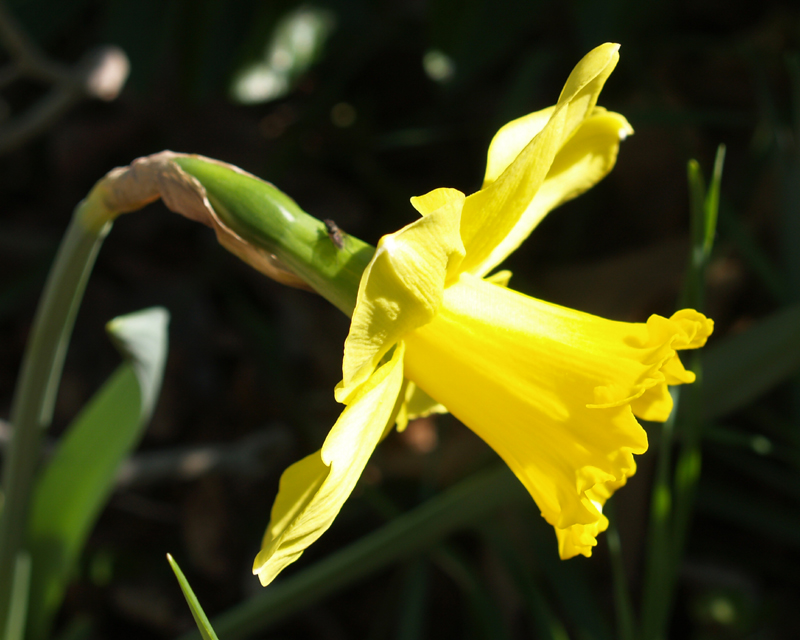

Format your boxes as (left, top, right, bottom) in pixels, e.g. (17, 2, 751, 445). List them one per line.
(106, 306, 170, 420)
(167, 554, 221, 640)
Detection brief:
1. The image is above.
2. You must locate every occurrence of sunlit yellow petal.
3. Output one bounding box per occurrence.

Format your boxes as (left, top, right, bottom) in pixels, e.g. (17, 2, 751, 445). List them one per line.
(403, 273, 711, 558)
(484, 269, 512, 287)
(554, 483, 611, 558)
(557, 43, 620, 136)
(482, 107, 556, 186)
(627, 310, 714, 421)
(338, 193, 465, 401)
(410, 187, 465, 217)
(396, 381, 448, 431)
(459, 43, 621, 276)
(475, 109, 633, 277)
(253, 342, 406, 586)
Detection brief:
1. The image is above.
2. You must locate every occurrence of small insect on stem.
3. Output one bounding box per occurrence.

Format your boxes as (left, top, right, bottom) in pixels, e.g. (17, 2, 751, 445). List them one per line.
(324, 218, 345, 249)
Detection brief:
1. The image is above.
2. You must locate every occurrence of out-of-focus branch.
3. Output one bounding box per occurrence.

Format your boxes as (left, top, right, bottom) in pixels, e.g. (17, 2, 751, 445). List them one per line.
(0, 420, 294, 489)
(115, 426, 294, 488)
(0, 418, 294, 488)
(0, 1, 129, 154)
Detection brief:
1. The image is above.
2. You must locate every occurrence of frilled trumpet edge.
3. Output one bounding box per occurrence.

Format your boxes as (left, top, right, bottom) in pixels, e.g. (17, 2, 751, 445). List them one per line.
(403, 273, 713, 558)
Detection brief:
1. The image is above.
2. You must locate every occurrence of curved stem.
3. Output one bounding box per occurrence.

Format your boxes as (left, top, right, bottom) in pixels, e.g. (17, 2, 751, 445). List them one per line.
(0, 208, 109, 633)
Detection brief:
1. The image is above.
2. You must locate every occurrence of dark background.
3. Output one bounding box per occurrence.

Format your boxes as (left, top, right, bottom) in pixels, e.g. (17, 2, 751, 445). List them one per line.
(2, 0, 800, 638)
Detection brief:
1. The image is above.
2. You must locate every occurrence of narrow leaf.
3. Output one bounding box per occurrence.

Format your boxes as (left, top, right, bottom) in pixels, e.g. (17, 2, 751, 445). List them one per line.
(167, 554, 221, 640)
(25, 307, 169, 640)
(704, 145, 726, 258)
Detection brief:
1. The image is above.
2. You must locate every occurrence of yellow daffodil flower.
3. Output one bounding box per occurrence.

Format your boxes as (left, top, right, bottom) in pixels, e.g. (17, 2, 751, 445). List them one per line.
(252, 42, 713, 586)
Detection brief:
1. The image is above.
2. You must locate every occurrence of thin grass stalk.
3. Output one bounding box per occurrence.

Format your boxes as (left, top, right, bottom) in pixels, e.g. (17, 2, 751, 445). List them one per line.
(0, 208, 110, 632)
(640, 146, 724, 640)
(639, 394, 677, 640)
(671, 145, 724, 556)
(605, 498, 635, 640)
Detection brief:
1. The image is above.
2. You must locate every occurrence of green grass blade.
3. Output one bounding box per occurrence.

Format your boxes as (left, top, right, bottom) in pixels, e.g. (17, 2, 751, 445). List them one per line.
(687, 159, 706, 251)
(167, 554, 221, 640)
(643, 147, 724, 640)
(605, 499, 636, 640)
(176, 466, 527, 640)
(704, 145, 726, 258)
(671, 143, 725, 574)
(25, 307, 169, 640)
(395, 559, 429, 640)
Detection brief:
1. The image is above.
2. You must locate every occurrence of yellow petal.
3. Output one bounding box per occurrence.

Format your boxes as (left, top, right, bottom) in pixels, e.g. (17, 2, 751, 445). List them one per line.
(253, 342, 406, 586)
(459, 43, 621, 276)
(403, 273, 711, 557)
(626, 310, 714, 421)
(558, 43, 620, 136)
(475, 109, 633, 276)
(410, 187, 465, 217)
(338, 192, 465, 401)
(484, 269, 513, 287)
(482, 107, 556, 186)
(396, 381, 448, 432)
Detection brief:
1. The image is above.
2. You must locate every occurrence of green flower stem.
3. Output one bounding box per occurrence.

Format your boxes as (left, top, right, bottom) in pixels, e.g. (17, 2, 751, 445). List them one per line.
(641, 146, 724, 640)
(0, 207, 111, 633)
(176, 466, 527, 640)
(605, 499, 635, 640)
(669, 145, 724, 604)
(174, 157, 376, 317)
(640, 398, 678, 640)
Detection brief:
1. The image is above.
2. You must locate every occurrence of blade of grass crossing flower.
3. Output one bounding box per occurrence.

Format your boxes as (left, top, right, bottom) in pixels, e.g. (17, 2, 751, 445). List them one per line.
(0, 209, 110, 634)
(167, 555, 221, 640)
(176, 466, 528, 640)
(25, 308, 169, 640)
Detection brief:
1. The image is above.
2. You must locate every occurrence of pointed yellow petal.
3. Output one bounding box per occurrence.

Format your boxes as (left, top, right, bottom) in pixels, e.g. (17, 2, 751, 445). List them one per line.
(338, 192, 465, 401)
(403, 273, 711, 557)
(484, 269, 513, 287)
(253, 342, 406, 586)
(410, 187, 465, 217)
(459, 43, 621, 276)
(475, 109, 633, 276)
(558, 43, 620, 135)
(482, 107, 556, 186)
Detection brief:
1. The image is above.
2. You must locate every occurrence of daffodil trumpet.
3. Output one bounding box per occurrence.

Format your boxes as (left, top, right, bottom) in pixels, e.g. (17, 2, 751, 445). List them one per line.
(181, 43, 713, 586)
